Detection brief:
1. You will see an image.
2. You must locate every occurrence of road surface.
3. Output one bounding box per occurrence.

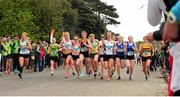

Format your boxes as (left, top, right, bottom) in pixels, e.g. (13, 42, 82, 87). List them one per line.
(0, 65, 167, 96)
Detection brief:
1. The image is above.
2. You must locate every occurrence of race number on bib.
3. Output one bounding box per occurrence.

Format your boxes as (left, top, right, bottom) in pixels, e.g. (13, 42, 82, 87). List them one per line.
(127, 51, 134, 56)
(143, 51, 151, 56)
(117, 48, 123, 52)
(81, 47, 87, 52)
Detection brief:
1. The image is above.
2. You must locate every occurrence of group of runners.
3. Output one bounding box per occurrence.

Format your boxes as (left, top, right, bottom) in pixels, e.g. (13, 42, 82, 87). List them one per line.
(0, 31, 156, 81)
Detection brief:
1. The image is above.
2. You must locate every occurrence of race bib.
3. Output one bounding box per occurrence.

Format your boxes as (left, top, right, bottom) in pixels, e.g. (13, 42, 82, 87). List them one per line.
(21, 47, 26, 52)
(127, 51, 134, 56)
(105, 47, 113, 55)
(64, 43, 71, 49)
(81, 47, 87, 52)
(117, 48, 123, 52)
(73, 46, 79, 51)
(143, 51, 151, 56)
(51, 49, 57, 56)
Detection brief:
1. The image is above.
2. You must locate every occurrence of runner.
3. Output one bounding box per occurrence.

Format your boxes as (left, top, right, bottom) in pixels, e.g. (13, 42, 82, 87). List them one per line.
(60, 32, 74, 78)
(139, 37, 154, 80)
(48, 38, 59, 76)
(72, 36, 82, 78)
(111, 35, 117, 77)
(18, 32, 32, 79)
(126, 35, 137, 80)
(115, 35, 126, 80)
(89, 34, 99, 79)
(104, 32, 116, 81)
(79, 31, 92, 76)
(98, 34, 105, 80)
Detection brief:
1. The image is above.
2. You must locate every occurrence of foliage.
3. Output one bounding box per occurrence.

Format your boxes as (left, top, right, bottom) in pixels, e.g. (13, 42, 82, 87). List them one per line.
(0, 0, 119, 41)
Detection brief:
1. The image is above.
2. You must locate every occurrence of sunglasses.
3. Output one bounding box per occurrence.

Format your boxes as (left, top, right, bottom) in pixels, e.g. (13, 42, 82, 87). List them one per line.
(74, 39, 78, 40)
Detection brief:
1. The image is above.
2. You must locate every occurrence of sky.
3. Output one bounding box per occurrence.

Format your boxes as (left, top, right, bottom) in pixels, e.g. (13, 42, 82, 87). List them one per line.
(101, 0, 160, 42)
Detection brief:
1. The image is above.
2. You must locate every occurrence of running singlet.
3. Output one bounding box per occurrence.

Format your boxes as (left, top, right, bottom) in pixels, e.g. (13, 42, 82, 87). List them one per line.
(116, 41, 124, 56)
(19, 39, 30, 55)
(99, 41, 105, 55)
(63, 40, 72, 50)
(80, 39, 88, 52)
(50, 43, 59, 57)
(72, 43, 80, 55)
(90, 40, 98, 54)
(126, 42, 135, 56)
(104, 40, 114, 55)
(141, 43, 152, 57)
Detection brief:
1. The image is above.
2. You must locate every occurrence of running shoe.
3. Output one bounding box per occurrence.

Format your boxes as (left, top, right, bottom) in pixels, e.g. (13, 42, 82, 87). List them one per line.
(72, 72, 75, 76)
(129, 76, 132, 80)
(65, 76, 68, 79)
(110, 75, 112, 78)
(18, 73, 23, 79)
(100, 76, 104, 80)
(80, 71, 84, 77)
(51, 73, 54, 76)
(94, 73, 97, 79)
(148, 71, 150, 76)
(107, 77, 110, 81)
(127, 69, 129, 74)
(145, 76, 148, 80)
(117, 76, 121, 80)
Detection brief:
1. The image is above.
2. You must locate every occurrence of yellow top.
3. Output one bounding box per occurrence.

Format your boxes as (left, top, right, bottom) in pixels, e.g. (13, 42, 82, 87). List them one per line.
(140, 43, 153, 57)
(90, 40, 99, 54)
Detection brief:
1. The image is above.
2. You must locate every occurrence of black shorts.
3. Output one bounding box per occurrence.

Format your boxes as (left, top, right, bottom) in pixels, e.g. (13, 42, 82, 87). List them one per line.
(72, 55, 79, 60)
(98, 55, 104, 62)
(19, 54, 30, 58)
(113, 55, 116, 60)
(104, 55, 114, 61)
(141, 57, 151, 62)
(90, 53, 97, 59)
(81, 51, 90, 58)
(62, 53, 72, 59)
(126, 55, 135, 60)
(116, 55, 125, 59)
(50, 56, 58, 62)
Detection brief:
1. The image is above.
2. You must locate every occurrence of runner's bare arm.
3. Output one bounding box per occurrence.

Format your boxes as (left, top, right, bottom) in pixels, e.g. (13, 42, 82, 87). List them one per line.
(123, 42, 127, 53)
(27, 41, 32, 50)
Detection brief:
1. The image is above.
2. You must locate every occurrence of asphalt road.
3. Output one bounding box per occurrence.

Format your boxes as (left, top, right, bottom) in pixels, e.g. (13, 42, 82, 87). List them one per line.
(0, 65, 167, 96)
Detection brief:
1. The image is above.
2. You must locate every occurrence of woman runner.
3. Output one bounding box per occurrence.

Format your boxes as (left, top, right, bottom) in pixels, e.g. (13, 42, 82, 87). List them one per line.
(126, 35, 137, 80)
(139, 37, 154, 80)
(72, 36, 82, 78)
(104, 32, 116, 81)
(98, 35, 105, 80)
(48, 38, 59, 76)
(60, 32, 74, 78)
(89, 34, 99, 79)
(115, 35, 126, 80)
(79, 31, 92, 76)
(18, 32, 32, 79)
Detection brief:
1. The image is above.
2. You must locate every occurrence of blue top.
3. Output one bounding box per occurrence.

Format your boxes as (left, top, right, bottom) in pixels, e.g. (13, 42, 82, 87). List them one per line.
(126, 42, 135, 56)
(116, 42, 124, 57)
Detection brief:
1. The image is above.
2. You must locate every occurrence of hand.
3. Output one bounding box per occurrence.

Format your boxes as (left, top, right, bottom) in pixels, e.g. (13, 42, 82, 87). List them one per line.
(145, 32, 154, 41)
(83, 41, 87, 46)
(163, 22, 179, 41)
